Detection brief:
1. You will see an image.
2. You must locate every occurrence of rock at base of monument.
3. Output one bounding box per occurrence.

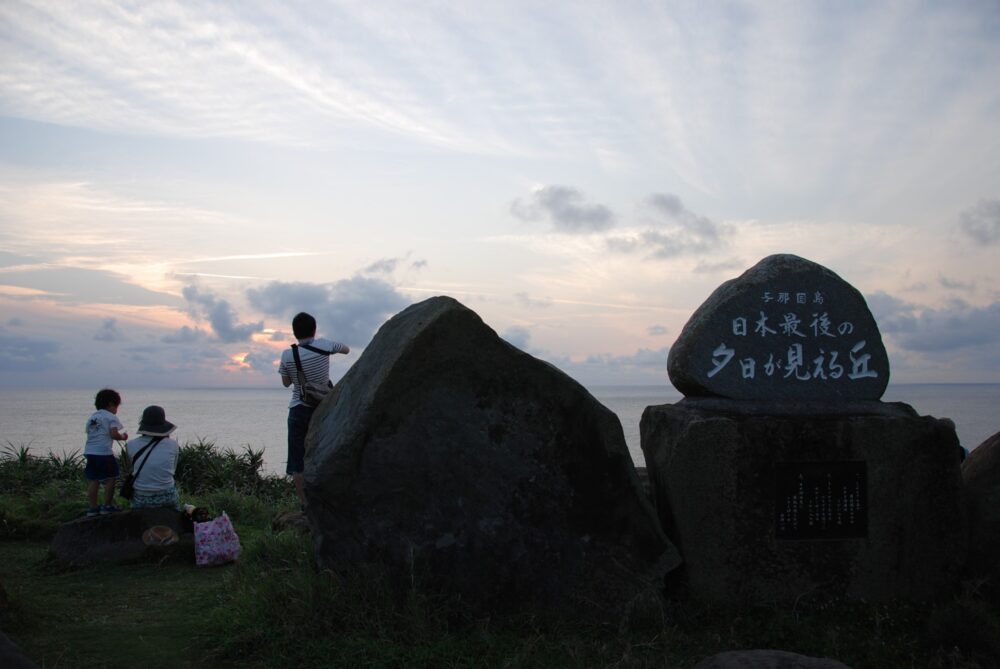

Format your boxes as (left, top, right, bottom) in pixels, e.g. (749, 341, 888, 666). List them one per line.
(667, 254, 889, 401)
(693, 650, 853, 669)
(962, 430, 1000, 584)
(305, 296, 680, 622)
(641, 398, 966, 604)
(50, 508, 194, 567)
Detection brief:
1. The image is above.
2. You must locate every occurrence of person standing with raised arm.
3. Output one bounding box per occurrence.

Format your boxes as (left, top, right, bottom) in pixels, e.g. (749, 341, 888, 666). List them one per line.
(278, 312, 350, 508)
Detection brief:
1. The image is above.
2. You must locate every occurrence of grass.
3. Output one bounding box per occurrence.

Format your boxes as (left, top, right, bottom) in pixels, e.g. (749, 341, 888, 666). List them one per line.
(2, 441, 1000, 668)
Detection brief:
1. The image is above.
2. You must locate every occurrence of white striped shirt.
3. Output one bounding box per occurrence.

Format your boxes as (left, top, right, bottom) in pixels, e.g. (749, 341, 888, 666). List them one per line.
(278, 337, 349, 408)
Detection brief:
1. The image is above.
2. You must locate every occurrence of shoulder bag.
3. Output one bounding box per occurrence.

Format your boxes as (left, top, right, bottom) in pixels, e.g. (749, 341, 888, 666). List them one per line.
(291, 343, 334, 407)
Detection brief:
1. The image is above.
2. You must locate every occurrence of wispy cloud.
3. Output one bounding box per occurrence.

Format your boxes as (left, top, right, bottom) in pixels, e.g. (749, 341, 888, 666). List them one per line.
(606, 193, 730, 259)
(959, 199, 1000, 246)
(0, 2, 505, 151)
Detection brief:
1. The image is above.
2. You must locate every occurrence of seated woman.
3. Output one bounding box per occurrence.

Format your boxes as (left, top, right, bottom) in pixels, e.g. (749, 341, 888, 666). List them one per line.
(125, 405, 181, 510)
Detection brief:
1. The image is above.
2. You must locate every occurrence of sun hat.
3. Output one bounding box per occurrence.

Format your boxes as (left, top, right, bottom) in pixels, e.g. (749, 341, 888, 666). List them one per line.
(137, 405, 176, 437)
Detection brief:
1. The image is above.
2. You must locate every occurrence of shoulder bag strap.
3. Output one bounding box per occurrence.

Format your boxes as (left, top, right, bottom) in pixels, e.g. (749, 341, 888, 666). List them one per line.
(132, 436, 165, 483)
(291, 344, 309, 389)
(300, 343, 334, 356)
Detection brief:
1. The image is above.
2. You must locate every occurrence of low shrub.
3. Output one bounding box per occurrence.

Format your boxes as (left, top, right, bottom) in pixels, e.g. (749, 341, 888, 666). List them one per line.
(175, 438, 291, 502)
(0, 443, 84, 493)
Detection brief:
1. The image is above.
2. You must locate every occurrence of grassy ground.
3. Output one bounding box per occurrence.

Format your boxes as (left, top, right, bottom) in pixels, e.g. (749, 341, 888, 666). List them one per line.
(1, 540, 234, 669)
(2, 442, 1000, 668)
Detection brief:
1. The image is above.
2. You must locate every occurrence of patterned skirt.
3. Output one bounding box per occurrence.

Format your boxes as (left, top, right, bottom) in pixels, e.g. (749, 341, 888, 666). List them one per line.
(131, 486, 181, 510)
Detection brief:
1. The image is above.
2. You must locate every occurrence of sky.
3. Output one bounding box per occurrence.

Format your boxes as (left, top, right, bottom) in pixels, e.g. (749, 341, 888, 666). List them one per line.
(1, 0, 998, 390)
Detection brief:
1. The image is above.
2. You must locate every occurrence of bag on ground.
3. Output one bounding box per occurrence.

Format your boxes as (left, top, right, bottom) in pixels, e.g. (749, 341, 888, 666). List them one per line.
(194, 511, 242, 566)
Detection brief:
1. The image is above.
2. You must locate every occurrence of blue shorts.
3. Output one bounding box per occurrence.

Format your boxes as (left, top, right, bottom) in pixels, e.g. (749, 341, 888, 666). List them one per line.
(287, 404, 315, 475)
(84, 455, 120, 482)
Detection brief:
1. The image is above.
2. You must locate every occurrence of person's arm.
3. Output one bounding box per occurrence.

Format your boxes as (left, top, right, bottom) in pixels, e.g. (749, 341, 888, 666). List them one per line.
(110, 426, 129, 440)
(279, 356, 293, 387)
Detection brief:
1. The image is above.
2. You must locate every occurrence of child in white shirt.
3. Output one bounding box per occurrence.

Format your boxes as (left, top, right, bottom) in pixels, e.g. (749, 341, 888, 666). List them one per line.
(83, 388, 128, 516)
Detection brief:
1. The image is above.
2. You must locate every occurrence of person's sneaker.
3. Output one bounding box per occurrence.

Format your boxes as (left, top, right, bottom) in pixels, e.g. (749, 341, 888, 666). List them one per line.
(99, 504, 121, 515)
(85, 506, 100, 517)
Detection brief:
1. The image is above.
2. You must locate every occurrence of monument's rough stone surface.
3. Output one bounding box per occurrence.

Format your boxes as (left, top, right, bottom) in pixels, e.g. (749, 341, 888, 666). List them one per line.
(693, 650, 852, 669)
(50, 508, 193, 566)
(668, 254, 889, 400)
(641, 398, 966, 603)
(962, 430, 1000, 583)
(305, 296, 679, 617)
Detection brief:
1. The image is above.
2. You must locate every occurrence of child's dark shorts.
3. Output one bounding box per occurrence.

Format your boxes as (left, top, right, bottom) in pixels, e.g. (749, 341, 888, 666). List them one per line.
(84, 455, 120, 482)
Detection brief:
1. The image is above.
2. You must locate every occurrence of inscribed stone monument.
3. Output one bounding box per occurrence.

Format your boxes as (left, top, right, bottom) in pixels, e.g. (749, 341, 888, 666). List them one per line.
(668, 254, 889, 400)
(644, 254, 966, 603)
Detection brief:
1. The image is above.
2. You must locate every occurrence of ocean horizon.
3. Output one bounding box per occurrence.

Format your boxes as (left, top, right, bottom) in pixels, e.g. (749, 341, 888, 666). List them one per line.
(2, 383, 997, 475)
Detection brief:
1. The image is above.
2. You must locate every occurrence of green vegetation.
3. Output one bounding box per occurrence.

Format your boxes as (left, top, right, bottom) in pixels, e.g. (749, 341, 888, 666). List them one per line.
(2, 441, 999, 668)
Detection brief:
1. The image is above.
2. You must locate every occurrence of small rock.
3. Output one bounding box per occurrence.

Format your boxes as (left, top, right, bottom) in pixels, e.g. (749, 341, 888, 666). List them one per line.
(693, 649, 852, 669)
(50, 508, 193, 566)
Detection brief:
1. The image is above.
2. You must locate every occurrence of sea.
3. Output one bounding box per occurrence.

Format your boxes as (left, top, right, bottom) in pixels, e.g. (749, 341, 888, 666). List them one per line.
(1, 384, 997, 475)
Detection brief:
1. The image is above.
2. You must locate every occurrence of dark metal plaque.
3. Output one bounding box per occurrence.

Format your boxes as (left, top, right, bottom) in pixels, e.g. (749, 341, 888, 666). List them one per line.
(774, 461, 867, 540)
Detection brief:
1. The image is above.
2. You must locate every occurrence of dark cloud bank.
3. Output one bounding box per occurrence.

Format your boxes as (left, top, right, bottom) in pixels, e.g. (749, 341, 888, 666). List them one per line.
(247, 275, 409, 347)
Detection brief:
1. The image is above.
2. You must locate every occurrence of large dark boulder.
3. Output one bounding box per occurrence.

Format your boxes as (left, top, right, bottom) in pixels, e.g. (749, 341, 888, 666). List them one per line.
(50, 508, 193, 566)
(305, 296, 679, 618)
(668, 254, 889, 400)
(963, 430, 1000, 582)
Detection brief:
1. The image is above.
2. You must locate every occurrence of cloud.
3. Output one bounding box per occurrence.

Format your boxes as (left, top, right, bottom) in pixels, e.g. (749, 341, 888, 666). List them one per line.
(501, 326, 531, 349)
(360, 254, 428, 277)
(584, 347, 670, 369)
(868, 291, 1000, 353)
(515, 292, 553, 309)
(161, 326, 210, 344)
(510, 186, 615, 233)
(694, 259, 744, 274)
(606, 193, 730, 259)
(243, 350, 278, 374)
(0, 267, 183, 307)
(182, 285, 263, 343)
(647, 325, 668, 336)
(0, 251, 40, 269)
(362, 258, 400, 275)
(939, 276, 975, 292)
(0, 334, 60, 371)
(246, 276, 410, 347)
(959, 199, 1000, 245)
(94, 318, 124, 342)
(6, 318, 25, 327)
